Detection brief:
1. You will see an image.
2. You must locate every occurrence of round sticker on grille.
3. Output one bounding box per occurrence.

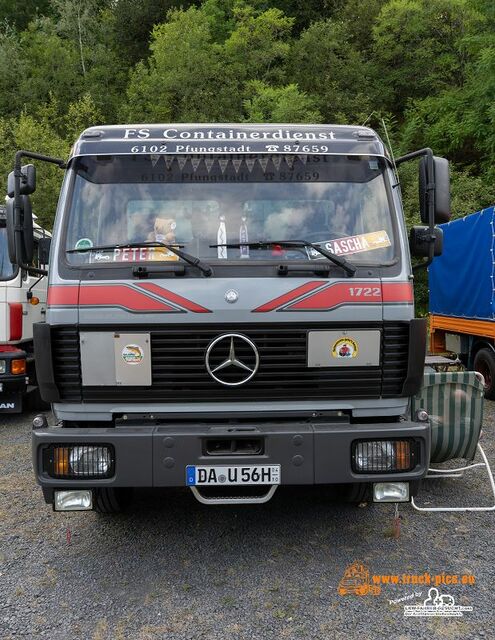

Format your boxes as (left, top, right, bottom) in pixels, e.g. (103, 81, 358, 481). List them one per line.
(122, 344, 144, 365)
(332, 337, 358, 359)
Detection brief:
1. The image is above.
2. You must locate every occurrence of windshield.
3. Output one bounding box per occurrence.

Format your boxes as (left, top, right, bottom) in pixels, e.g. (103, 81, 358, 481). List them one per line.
(65, 154, 395, 267)
(0, 228, 15, 279)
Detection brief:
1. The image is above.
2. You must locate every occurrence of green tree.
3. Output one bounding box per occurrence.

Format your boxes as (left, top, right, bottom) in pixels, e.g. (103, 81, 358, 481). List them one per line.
(64, 93, 103, 142)
(124, 6, 239, 122)
(223, 5, 294, 85)
(0, 113, 69, 229)
(243, 81, 322, 122)
(0, 0, 53, 31)
(0, 25, 26, 116)
(18, 18, 83, 116)
(372, 0, 486, 113)
(111, 0, 198, 64)
(334, 0, 386, 55)
(400, 45, 495, 169)
(291, 19, 373, 123)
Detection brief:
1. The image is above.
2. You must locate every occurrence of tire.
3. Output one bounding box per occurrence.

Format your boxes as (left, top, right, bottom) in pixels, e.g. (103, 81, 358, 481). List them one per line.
(340, 482, 371, 504)
(93, 488, 133, 514)
(26, 386, 50, 411)
(326, 483, 371, 504)
(473, 347, 495, 400)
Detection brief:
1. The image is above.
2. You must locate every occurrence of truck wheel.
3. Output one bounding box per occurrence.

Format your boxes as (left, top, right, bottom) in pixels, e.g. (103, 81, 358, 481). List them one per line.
(327, 483, 371, 504)
(474, 348, 495, 400)
(341, 483, 371, 504)
(27, 386, 50, 411)
(93, 488, 133, 514)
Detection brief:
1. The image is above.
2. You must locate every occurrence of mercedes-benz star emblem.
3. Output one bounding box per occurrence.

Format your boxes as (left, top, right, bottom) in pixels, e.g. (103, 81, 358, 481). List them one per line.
(225, 289, 239, 303)
(205, 333, 259, 386)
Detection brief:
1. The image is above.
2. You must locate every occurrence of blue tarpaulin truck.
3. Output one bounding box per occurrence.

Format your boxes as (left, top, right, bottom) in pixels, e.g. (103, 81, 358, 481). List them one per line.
(430, 206, 495, 399)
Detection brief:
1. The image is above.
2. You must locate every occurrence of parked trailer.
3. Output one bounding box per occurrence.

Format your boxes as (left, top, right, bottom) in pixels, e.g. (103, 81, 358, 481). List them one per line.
(5, 124, 490, 514)
(429, 206, 495, 399)
(0, 205, 49, 413)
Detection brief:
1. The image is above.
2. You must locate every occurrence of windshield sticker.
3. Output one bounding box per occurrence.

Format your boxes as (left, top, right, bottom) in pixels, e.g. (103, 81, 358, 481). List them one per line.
(122, 344, 144, 365)
(89, 247, 180, 263)
(332, 337, 359, 359)
(307, 231, 391, 259)
(74, 238, 93, 251)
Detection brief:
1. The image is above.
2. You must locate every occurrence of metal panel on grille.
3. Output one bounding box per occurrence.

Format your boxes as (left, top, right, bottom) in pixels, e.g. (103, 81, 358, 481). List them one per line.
(51, 323, 409, 403)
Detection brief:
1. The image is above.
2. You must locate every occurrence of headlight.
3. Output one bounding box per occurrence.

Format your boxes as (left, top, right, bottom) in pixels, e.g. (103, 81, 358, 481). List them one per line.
(69, 446, 112, 476)
(54, 490, 93, 511)
(0, 360, 6, 374)
(45, 444, 115, 478)
(352, 439, 416, 473)
(373, 482, 410, 502)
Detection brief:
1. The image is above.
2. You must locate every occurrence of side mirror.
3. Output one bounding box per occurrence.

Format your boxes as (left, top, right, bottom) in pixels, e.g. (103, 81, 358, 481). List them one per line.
(6, 196, 34, 265)
(7, 164, 36, 197)
(38, 237, 51, 266)
(409, 226, 443, 258)
(419, 156, 451, 224)
(6, 198, 16, 264)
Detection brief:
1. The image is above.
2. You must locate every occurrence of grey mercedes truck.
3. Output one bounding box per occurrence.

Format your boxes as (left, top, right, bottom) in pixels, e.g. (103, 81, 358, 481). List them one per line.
(6, 124, 450, 512)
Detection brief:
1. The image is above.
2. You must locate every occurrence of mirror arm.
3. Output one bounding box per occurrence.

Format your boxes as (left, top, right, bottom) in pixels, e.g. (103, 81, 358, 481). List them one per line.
(14, 149, 66, 171)
(13, 150, 65, 275)
(396, 148, 436, 271)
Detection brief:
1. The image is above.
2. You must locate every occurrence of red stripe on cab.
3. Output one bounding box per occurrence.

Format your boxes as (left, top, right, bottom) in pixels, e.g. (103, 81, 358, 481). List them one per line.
(137, 282, 211, 313)
(79, 285, 176, 312)
(382, 282, 414, 303)
(286, 283, 371, 311)
(252, 281, 327, 313)
(47, 286, 79, 306)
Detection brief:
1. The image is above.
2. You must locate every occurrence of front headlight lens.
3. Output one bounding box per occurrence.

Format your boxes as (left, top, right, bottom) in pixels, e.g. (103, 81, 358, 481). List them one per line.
(0, 360, 6, 374)
(353, 439, 415, 473)
(69, 446, 112, 476)
(46, 444, 114, 478)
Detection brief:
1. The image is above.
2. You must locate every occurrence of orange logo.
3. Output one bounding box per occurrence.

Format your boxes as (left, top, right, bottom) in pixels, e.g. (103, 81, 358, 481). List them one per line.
(338, 562, 381, 597)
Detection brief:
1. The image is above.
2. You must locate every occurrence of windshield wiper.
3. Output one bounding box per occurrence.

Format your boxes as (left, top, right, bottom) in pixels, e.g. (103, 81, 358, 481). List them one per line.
(67, 241, 213, 277)
(210, 240, 356, 277)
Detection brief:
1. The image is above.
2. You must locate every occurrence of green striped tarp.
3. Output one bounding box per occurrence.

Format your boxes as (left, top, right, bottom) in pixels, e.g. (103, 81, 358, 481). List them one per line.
(411, 371, 484, 463)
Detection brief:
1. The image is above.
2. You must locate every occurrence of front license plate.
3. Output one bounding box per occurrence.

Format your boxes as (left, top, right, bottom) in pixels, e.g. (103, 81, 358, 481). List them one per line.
(186, 465, 281, 486)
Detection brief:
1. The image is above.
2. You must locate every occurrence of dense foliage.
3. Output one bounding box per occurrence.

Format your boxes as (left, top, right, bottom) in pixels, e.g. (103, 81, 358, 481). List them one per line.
(0, 0, 493, 309)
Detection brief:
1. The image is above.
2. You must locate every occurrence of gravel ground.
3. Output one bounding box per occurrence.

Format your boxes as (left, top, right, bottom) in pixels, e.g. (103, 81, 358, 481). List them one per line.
(1, 407, 494, 640)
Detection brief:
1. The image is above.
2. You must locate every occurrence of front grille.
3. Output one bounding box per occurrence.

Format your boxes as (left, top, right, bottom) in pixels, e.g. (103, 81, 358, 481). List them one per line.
(52, 326, 82, 402)
(51, 323, 409, 403)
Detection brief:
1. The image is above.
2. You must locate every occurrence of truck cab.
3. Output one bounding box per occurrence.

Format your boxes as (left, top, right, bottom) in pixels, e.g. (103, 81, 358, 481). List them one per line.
(0, 206, 49, 413)
(6, 124, 451, 511)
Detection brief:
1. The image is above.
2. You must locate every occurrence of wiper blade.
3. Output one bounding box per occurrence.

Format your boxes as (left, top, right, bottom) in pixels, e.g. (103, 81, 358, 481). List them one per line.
(67, 241, 212, 277)
(211, 241, 356, 277)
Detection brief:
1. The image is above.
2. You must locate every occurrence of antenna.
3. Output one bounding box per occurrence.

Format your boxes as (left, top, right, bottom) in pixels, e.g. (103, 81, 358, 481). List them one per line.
(361, 111, 375, 128)
(381, 117, 398, 175)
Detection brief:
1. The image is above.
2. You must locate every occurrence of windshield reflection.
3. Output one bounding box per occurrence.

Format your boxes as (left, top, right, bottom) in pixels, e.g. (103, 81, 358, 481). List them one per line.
(65, 154, 395, 266)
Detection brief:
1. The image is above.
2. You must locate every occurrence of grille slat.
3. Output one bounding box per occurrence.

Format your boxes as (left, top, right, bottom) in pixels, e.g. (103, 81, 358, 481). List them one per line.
(51, 327, 82, 402)
(51, 322, 409, 403)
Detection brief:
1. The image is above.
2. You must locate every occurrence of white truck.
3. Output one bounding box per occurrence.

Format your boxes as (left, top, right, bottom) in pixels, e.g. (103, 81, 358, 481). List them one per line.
(0, 204, 49, 412)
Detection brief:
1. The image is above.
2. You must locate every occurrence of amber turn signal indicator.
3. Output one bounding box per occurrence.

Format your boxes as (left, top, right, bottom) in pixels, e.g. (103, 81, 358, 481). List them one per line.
(394, 440, 411, 470)
(53, 447, 70, 476)
(29, 296, 40, 306)
(11, 359, 26, 375)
